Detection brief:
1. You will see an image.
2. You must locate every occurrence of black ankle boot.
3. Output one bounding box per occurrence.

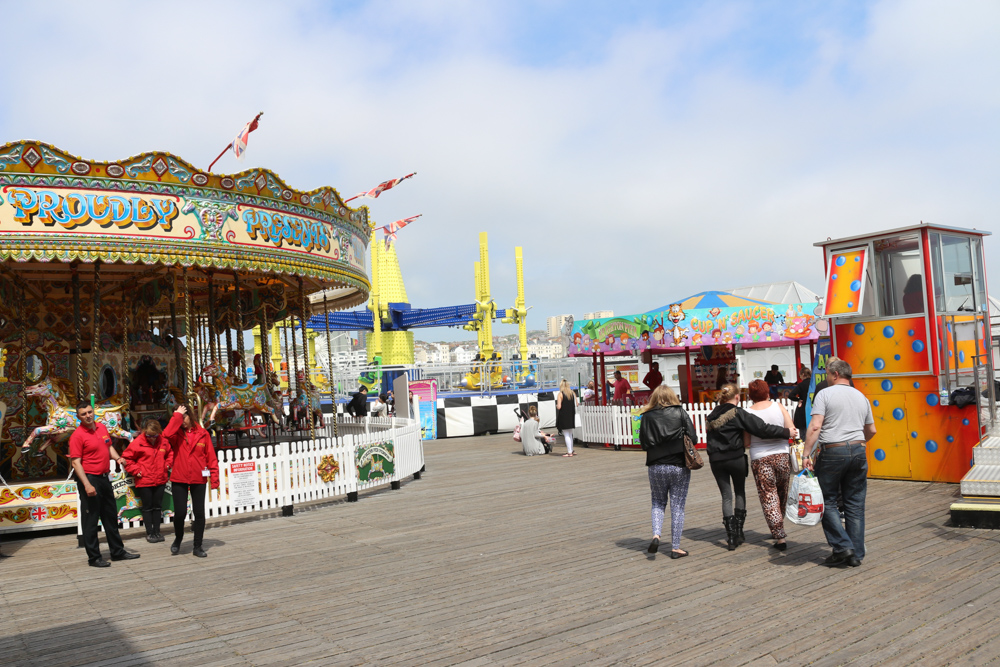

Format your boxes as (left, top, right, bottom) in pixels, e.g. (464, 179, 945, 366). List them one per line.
(734, 508, 747, 546)
(723, 516, 738, 551)
(151, 508, 163, 542)
(192, 519, 206, 558)
(142, 511, 157, 543)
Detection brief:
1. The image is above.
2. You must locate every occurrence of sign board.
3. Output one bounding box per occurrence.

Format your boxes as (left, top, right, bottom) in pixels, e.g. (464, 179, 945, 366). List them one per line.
(356, 441, 395, 482)
(229, 461, 260, 509)
(410, 379, 438, 440)
(111, 469, 176, 522)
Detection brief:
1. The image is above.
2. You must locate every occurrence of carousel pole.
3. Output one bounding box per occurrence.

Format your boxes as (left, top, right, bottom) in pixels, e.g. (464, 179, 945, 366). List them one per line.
(92, 262, 102, 405)
(183, 267, 196, 407)
(207, 273, 217, 363)
(72, 265, 83, 402)
(323, 289, 338, 439)
(290, 311, 301, 429)
(122, 287, 131, 431)
(298, 277, 314, 440)
(224, 284, 234, 378)
(234, 272, 246, 384)
(169, 289, 182, 391)
(19, 286, 27, 431)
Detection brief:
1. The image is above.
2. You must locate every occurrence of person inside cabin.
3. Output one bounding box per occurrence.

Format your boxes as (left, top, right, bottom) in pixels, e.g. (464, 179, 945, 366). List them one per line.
(902, 274, 924, 313)
(252, 353, 265, 385)
(70, 401, 140, 567)
(643, 362, 663, 391)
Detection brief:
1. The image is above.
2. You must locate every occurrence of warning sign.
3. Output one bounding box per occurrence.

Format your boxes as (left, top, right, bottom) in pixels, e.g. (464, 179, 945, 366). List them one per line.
(229, 461, 259, 509)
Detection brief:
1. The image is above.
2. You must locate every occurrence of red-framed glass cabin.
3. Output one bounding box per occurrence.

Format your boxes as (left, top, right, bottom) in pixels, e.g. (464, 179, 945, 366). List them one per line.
(815, 223, 995, 483)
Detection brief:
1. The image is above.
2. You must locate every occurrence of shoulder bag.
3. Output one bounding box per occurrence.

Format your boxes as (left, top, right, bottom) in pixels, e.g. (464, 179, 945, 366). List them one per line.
(683, 434, 704, 470)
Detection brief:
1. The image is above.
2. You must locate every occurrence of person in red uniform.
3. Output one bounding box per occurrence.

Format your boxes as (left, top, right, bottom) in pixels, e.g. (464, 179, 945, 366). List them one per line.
(611, 370, 633, 406)
(121, 419, 173, 544)
(163, 405, 219, 558)
(643, 362, 664, 391)
(69, 400, 140, 567)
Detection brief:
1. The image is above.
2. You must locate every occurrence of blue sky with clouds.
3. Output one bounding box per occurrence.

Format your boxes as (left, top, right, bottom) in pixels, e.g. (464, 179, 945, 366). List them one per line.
(1, 1, 997, 340)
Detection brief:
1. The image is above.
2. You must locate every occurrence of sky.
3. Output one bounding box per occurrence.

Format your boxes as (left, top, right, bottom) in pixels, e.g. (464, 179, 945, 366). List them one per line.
(2, 1, 997, 341)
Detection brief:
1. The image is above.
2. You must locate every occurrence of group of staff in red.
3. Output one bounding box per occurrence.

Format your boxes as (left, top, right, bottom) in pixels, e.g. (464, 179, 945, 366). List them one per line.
(69, 403, 220, 567)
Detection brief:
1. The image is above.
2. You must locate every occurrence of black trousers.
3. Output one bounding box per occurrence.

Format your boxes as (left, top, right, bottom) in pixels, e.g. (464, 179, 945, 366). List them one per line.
(79, 473, 127, 562)
(710, 456, 748, 518)
(172, 482, 207, 546)
(136, 485, 166, 533)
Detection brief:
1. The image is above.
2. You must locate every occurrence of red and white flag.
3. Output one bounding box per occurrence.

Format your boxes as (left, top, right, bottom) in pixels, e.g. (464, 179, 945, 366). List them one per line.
(345, 172, 416, 203)
(382, 215, 421, 250)
(232, 114, 262, 161)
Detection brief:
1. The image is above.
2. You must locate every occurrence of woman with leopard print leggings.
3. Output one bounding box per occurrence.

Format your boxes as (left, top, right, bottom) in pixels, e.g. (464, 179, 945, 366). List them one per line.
(744, 380, 796, 550)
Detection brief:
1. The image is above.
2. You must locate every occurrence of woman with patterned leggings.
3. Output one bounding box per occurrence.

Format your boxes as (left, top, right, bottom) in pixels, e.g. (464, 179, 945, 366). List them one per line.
(744, 380, 795, 550)
(638, 385, 696, 559)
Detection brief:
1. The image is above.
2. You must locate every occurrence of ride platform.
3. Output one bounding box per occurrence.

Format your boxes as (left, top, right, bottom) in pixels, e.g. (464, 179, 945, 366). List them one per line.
(0, 478, 78, 534)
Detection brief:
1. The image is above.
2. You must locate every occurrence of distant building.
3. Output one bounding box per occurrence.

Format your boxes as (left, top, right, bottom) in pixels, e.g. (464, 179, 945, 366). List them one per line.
(546, 314, 573, 338)
(583, 310, 614, 320)
(451, 346, 475, 364)
(528, 341, 565, 359)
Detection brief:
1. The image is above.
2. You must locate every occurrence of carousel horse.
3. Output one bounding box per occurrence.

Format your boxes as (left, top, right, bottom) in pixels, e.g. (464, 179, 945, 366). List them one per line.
(198, 360, 279, 424)
(290, 383, 323, 429)
(21, 378, 132, 455)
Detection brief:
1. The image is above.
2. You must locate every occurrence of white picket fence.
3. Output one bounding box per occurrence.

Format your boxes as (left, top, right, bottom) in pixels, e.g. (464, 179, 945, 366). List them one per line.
(579, 399, 797, 448)
(84, 415, 424, 535)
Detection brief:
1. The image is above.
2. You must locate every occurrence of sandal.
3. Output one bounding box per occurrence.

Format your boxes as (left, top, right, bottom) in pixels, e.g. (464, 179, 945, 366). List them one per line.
(669, 549, 689, 559)
(562, 453, 574, 457)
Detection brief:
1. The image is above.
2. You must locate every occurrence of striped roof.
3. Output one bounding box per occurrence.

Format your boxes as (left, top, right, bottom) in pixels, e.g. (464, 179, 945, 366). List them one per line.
(650, 290, 775, 312)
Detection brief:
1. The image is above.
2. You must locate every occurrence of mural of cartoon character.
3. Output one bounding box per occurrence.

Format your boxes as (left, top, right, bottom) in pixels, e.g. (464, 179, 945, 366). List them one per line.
(652, 322, 666, 345)
(747, 321, 760, 342)
(572, 332, 583, 353)
(619, 333, 630, 351)
(762, 321, 773, 341)
(668, 325, 688, 347)
(605, 334, 617, 351)
(722, 332, 734, 344)
(784, 315, 814, 339)
(639, 330, 650, 351)
(691, 333, 703, 346)
(733, 324, 746, 342)
(667, 304, 686, 325)
(710, 328, 722, 343)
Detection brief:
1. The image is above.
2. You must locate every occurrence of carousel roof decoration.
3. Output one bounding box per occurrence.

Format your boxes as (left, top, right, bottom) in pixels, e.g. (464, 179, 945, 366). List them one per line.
(0, 140, 374, 312)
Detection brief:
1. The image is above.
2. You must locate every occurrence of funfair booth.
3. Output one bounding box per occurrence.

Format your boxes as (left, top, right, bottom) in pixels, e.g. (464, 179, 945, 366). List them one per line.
(0, 140, 424, 536)
(815, 223, 995, 490)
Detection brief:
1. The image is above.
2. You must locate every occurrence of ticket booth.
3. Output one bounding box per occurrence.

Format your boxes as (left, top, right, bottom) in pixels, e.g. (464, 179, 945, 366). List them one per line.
(815, 224, 994, 483)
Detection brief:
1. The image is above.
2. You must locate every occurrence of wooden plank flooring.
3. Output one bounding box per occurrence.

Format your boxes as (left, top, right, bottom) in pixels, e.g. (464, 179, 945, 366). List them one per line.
(3, 434, 1000, 666)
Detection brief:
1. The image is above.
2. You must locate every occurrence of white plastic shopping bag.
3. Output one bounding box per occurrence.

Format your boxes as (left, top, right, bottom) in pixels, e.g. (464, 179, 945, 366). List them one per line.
(785, 470, 824, 526)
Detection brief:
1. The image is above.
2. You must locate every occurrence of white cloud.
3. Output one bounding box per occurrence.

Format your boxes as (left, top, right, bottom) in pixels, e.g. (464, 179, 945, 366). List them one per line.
(1, 0, 997, 340)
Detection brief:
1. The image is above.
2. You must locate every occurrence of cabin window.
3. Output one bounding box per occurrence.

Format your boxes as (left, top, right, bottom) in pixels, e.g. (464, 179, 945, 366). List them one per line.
(874, 235, 924, 316)
(930, 233, 987, 313)
(24, 353, 46, 383)
(823, 246, 874, 317)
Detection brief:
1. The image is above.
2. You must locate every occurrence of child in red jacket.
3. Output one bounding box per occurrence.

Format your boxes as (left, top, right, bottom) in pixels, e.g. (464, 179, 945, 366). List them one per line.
(164, 405, 219, 558)
(121, 419, 174, 543)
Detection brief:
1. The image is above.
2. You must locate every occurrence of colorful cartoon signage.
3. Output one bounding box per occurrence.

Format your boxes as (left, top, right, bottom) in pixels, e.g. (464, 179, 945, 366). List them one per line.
(568, 302, 819, 356)
(356, 441, 395, 482)
(410, 379, 438, 440)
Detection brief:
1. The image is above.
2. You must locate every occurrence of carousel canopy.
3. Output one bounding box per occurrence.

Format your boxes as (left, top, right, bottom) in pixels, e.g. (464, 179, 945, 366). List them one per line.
(649, 290, 775, 312)
(0, 140, 373, 316)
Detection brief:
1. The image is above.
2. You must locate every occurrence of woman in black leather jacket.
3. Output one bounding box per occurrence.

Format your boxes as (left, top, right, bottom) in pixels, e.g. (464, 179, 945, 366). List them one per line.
(639, 385, 697, 559)
(706, 383, 794, 550)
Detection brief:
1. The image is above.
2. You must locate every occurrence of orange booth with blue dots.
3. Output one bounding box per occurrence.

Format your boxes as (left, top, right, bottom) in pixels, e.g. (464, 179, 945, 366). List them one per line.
(816, 224, 992, 483)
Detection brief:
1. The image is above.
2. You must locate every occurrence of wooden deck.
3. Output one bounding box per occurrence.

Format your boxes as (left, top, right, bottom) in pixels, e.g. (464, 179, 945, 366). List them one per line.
(3, 434, 1000, 666)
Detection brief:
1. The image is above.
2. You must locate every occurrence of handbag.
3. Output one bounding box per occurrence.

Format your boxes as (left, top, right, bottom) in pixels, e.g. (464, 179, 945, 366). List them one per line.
(789, 442, 804, 473)
(683, 434, 704, 470)
(573, 412, 582, 428)
(785, 470, 824, 526)
(512, 423, 522, 442)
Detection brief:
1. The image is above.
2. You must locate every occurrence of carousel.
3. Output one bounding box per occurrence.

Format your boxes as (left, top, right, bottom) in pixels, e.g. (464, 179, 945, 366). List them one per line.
(0, 140, 372, 533)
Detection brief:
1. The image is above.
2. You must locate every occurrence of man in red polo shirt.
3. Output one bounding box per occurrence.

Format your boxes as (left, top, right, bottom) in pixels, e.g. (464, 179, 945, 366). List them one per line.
(69, 400, 140, 567)
(611, 370, 633, 406)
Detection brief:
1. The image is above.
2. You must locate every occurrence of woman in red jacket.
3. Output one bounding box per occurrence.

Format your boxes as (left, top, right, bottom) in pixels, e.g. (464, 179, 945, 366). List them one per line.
(121, 419, 173, 543)
(163, 405, 219, 558)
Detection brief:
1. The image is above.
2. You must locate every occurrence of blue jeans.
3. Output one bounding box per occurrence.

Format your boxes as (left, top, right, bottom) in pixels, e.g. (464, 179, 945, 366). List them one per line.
(815, 443, 867, 560)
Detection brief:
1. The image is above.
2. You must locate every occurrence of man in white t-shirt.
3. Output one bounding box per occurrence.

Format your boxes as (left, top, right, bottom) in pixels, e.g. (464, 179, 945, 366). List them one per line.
(803, 358, 876, 567)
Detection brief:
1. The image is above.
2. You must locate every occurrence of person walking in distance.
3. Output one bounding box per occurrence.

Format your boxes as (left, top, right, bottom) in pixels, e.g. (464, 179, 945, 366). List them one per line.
(555, 379, 579, 457)
(705, 384, 796, 551)
(163, 405, 219, 558)
(120, 419, 173, 543)
(639, 385, 697, 559)
(802, 358, 876, 567)
(69, 401, 140, 567)
(744, 380, 796, 551)
(642, 362, 663, 391)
